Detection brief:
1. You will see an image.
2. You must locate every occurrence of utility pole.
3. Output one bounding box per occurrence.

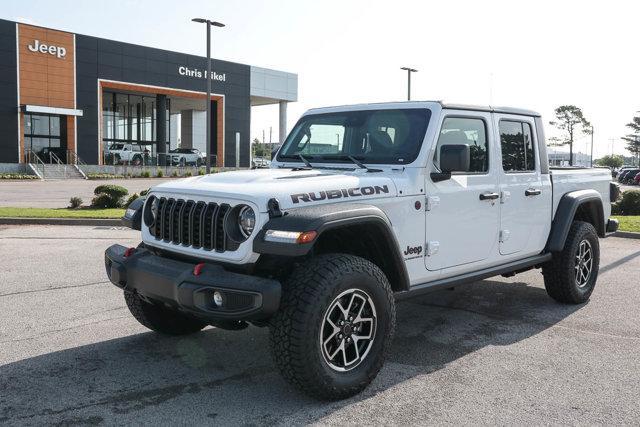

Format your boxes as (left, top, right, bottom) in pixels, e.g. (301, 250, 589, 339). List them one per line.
(400, 67, 418, 101)
(590, 125, 594, 167)
(609, 138, 615, 156)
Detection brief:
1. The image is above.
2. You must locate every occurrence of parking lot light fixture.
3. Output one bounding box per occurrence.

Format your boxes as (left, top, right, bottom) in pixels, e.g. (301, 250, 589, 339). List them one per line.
(192, 18, 226, 173)
(400, 67, 418, 101)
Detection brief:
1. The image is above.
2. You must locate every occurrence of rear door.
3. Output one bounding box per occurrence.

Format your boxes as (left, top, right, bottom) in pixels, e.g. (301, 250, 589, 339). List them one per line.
(494, 114, 552, 256)
(424, 111, 501, 272)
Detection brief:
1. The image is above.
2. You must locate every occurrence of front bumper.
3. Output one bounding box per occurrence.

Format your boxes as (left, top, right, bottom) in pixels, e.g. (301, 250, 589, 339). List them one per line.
(105, 244, 281, 321)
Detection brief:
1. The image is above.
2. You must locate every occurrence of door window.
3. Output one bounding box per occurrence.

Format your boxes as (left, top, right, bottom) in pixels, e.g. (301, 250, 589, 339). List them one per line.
(434, 117, 488, 173)
(499, 121, 535, 172)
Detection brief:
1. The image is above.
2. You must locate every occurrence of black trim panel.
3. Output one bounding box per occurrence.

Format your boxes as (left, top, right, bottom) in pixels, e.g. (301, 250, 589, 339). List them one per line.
(547, 189, 604, 252)
(395, 253, 552, 300)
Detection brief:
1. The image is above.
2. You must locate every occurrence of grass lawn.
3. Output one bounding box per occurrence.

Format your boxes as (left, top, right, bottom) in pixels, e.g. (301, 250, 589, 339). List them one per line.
(612, 216, 640, 233)
(0, 207, 125, 219)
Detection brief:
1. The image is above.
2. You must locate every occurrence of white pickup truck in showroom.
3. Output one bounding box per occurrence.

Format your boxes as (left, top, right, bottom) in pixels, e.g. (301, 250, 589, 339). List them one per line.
(106, 101, 618, 400)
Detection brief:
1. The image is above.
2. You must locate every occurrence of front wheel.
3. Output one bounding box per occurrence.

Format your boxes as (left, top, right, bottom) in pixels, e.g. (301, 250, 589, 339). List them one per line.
(269, 254, 395, 400)
(542, 221, 600, 304)
(124, 291, 207, 335)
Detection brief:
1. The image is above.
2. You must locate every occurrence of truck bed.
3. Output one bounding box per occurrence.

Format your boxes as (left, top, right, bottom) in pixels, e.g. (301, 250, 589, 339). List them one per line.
(550, 168, 612, 219)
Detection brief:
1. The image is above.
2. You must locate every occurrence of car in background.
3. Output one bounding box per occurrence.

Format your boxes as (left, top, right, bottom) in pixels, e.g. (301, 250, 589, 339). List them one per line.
(251, 157, 271, 168)
(619, 168, 640, 184)
(633, 172, 640, 185)
(168, 148, 205, 166)
(104, 143, 149, 166)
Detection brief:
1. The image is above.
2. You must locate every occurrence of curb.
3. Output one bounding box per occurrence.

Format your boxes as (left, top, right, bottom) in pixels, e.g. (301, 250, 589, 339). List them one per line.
(612, 231, 640, 240)
(0, 217, 123, 226)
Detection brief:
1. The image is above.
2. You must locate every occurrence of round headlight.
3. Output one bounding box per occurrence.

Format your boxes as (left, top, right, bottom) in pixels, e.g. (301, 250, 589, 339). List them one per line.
(143, 196, 158, 227)
(238, 206, 256, 238)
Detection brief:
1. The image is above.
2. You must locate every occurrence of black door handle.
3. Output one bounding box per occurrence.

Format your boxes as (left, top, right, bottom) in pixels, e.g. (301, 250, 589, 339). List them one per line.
(479, 192, 500, 201)
(525, 188, 542, 196)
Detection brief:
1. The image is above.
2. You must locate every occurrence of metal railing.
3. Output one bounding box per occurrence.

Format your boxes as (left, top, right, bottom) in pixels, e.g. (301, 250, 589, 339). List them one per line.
(24, 149, 46, 179)
(66, 150, 88, 179)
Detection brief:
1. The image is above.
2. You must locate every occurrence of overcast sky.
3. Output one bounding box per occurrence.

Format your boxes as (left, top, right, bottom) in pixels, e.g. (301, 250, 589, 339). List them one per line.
(4, 0, 639, 158)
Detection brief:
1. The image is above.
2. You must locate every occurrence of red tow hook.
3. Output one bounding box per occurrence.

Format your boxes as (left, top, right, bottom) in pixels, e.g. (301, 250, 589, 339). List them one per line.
(124, 247, 136, 257)
(193, 263, 205, 276)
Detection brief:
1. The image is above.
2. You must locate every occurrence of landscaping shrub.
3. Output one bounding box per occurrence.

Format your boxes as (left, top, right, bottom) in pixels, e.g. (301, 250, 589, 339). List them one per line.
(171, 170, 179, 177)
(91, 194, 114, 208)
(183, 171, 192, 177)
(87, 173, 124, 180)
(69, 197, 83, 209)
(198, 168, 205, 176)
(140, 170, 151, 178)
(124, 193, 140, 208)
(92, 184, 128, 208)
(0, 173, 38, 179)
(156, 169, 164, 178)
(615, 190, 640, 215)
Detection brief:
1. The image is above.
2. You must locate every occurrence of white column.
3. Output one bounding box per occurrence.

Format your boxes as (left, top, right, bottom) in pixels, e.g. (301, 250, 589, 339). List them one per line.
(279, 101, 287, 143)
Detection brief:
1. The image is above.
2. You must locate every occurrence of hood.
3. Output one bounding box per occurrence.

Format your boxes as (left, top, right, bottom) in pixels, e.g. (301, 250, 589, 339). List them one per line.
(150, 168, 398, 211)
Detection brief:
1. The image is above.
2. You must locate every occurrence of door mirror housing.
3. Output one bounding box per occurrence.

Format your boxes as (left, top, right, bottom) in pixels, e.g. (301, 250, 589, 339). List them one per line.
(430, 144, 470, 182)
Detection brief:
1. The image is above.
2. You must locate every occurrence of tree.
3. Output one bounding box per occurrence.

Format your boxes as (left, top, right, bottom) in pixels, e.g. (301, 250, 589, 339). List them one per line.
(621, 115, 640, 166)
(549, 105, 592, 166)
(594, 154, 624, 169)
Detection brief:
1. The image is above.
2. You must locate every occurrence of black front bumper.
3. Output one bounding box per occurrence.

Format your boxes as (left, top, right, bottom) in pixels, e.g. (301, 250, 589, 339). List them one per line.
(105, 244, 281, 321)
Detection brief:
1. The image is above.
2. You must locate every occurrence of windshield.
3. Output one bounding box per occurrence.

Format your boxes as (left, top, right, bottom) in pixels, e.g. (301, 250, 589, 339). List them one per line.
(277, 108, 431, 165)
(109, 144, 124, 150)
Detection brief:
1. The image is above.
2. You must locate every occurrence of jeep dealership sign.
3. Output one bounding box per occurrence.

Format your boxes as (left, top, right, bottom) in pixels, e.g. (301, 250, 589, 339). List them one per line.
(27, 39, 66, 59)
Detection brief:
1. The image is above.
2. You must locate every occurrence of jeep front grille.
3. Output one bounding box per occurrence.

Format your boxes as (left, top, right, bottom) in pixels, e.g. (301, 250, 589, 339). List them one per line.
(150, 197, 237, 252)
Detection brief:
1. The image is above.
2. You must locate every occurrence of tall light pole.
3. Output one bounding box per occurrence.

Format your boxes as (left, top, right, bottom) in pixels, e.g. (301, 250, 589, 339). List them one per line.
(589, 124, 594, 167)
(400, 67, 418, 101)
(192, 18, 225, 174)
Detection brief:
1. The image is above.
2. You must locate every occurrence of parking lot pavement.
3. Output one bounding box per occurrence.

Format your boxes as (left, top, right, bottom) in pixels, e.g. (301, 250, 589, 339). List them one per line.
(0, 178, 176, 208)
(1, 226, 639, 425)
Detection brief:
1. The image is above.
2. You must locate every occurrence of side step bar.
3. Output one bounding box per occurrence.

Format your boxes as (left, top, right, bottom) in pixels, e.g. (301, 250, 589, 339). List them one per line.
(395, 253, 552, 301)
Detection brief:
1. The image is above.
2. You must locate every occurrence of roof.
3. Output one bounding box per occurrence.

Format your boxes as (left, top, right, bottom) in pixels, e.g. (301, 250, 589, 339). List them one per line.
(305, 100, 541, 117)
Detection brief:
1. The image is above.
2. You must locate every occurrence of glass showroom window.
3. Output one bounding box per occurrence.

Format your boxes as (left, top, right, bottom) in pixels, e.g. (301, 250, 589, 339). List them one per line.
(23, 114, 62, 159)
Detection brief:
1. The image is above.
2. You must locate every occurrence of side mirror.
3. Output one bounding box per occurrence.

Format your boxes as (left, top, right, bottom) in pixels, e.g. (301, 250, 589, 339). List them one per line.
(431, 144, 470, 182)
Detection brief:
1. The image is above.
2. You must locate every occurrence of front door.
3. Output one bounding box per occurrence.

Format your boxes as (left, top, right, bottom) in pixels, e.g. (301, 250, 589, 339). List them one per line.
(424, 112, 500, 272)
(23, 113, 67, 162)
(494, 115, 552, 256)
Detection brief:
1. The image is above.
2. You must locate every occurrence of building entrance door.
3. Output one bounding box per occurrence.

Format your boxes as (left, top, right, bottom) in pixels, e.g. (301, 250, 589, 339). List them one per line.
(24, 113, 67, 163)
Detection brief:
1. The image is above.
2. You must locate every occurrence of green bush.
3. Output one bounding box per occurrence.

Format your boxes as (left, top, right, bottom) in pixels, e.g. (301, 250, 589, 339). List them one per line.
(87, 173, 123, 180)
(183, 171, 192, 177)
(140, 170, 151, 178)
(198, 168, 205, 176)
(124, 193, 140, 208)
(0, 173, 38, 179)
(156, 169, 164, 178)
(92, 184, 128, 208)
(69, 197, 83, 209)
(615, 190, 640, 215)
(91, 194, 115, 208)
(171, 170, 179, 177)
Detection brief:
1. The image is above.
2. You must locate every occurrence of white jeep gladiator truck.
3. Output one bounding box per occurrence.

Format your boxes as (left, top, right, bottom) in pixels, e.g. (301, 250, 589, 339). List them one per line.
(106, 101, 619, 400)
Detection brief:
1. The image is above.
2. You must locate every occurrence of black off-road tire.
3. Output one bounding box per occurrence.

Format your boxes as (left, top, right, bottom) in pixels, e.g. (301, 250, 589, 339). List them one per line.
(269, 254, 396, 400)
(542, 221, 600, 304)
(124, 291, 207, 335)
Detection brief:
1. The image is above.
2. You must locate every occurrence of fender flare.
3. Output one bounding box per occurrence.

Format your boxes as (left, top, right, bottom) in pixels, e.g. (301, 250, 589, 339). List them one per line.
(546, 189, 604, 252)
(253, 203, 410, 291)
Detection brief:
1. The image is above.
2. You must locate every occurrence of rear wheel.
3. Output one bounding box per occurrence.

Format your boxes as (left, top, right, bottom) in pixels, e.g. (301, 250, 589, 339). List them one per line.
(124, 292, 207, 335)
(269, 254, 395, 400)
(542, 221, 600, 304)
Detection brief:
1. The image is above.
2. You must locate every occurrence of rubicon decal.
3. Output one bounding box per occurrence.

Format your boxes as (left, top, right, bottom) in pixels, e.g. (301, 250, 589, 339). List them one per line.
(291, 185, 390, 204)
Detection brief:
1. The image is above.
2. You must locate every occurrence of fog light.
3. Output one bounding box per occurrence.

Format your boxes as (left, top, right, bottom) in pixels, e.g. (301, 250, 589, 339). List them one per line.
(213, 291, 224, 307)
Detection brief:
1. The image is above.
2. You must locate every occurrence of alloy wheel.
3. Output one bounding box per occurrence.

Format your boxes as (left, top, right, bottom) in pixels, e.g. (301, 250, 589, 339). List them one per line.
(575, 239, 593, 288)
(320, 288, 377, 372)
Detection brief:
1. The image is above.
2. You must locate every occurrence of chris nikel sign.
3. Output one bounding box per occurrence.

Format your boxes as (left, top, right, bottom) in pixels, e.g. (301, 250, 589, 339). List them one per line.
(178, 66, 226, 82)
(27, 39, 67, 59)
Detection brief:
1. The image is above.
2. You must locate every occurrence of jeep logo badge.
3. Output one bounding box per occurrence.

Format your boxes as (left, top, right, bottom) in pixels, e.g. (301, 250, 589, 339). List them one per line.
(27, 39, 66, 59)
(403, 245, 423, 256)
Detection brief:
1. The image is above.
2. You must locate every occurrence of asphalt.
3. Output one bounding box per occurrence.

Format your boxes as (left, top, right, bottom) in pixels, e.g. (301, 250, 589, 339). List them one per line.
(1, 225, 639, 425)
(0, 178, 176, 208)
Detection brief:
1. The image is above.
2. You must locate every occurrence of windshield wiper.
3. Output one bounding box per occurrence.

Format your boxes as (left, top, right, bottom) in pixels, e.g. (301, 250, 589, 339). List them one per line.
(278, 153, 313, 170)
(323, 155, 382, 172)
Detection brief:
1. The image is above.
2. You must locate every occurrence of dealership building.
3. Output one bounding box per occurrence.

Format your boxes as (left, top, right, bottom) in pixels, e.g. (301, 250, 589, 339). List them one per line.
(0, 19, 297, 168)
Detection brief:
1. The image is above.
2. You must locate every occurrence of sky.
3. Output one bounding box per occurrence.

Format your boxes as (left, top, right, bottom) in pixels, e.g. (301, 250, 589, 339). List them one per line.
(4, 0, 640, 158)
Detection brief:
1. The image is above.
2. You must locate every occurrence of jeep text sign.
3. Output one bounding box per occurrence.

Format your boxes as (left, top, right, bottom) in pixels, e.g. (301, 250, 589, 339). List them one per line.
(27, 40, 66, 59)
